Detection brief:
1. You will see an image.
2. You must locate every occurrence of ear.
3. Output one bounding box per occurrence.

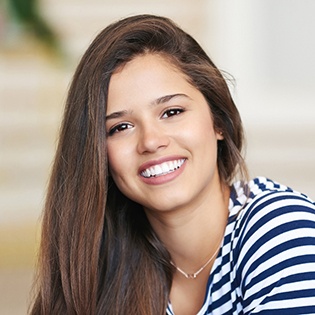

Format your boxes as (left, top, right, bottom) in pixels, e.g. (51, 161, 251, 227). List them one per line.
(216, 131, 224, 140)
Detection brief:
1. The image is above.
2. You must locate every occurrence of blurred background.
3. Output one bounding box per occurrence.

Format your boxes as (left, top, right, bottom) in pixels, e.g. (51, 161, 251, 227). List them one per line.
(0, 0, 314, 313)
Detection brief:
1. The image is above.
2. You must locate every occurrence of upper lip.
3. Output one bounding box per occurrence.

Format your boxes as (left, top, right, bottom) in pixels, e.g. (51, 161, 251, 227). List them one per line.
(138, 156, 186, 174)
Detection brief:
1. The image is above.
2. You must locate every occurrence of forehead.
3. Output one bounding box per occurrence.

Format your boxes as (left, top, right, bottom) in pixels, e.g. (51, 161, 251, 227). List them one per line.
(107, 54, 197, 110)
(108, 54, 190, 94)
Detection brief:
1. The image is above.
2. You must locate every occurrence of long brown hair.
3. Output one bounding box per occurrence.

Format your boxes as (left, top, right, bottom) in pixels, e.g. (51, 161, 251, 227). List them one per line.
(30, 14, 246, 314)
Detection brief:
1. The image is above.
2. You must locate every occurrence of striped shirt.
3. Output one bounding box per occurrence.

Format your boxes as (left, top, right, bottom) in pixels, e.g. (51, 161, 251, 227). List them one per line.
(167, 177, 315, 314)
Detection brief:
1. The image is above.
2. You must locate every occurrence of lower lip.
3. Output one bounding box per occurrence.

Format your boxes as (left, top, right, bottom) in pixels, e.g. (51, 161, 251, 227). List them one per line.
(139, 160, 187, 185)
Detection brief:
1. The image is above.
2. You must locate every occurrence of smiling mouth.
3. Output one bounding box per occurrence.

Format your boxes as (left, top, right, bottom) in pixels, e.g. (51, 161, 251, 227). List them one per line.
(140, 159, 186, 178)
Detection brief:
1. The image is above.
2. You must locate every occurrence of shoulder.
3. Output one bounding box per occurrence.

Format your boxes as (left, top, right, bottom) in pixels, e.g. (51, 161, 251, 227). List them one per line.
(232, 177, 315, 252)
(230, 177, 315, 313)
(230, 177, 315, 250)
(232, 177, 315, 227)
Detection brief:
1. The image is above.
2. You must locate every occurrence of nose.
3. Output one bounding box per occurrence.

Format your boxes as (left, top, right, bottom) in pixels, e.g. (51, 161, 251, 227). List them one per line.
(137, 122, 170, 154)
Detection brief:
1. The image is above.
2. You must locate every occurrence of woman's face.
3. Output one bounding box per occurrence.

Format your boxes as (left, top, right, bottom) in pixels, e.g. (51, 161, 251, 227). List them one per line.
(106, 54, 223, 214)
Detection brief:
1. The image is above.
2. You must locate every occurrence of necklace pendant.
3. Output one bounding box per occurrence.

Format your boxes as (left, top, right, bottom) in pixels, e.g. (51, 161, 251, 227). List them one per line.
(171, 239, 222, 280)
(186, 273, 197, 279)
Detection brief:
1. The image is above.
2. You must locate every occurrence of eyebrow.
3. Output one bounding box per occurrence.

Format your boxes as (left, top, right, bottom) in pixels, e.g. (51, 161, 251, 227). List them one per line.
(152, 93, 189, 105)
(105, 93, 189, 121)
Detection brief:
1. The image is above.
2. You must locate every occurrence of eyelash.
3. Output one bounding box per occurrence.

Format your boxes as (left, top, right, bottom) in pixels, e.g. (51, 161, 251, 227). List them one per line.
(108, 123, 132, 136)
(161, 107, 185, 118)
(107, 107, 185, 136)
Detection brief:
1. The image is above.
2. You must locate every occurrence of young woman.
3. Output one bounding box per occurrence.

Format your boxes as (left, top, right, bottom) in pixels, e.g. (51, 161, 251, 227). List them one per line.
(30, 15, 315, 315)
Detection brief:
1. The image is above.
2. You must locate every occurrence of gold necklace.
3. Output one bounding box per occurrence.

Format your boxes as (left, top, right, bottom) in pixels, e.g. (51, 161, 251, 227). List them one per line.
(171, 241, 222, 279)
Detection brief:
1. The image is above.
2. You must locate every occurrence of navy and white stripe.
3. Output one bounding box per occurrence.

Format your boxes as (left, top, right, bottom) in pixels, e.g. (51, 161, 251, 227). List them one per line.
(167, 177, 315, 314)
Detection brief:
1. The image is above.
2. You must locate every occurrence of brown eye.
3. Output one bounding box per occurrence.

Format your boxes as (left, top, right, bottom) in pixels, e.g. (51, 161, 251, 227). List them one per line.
(108, 123, 132, 136)
(162, 108, 184, 118)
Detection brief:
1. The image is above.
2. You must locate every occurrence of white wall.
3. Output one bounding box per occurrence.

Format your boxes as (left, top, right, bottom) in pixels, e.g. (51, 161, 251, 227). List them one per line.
(204, 0, 315, 198)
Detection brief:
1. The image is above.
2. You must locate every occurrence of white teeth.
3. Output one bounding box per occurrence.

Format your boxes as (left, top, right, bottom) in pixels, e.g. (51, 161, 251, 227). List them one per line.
(155, 165, 162, 174)
(169, 161, 175, 170)
(161, 163, 169, 173)
(141, 159, 185, 178)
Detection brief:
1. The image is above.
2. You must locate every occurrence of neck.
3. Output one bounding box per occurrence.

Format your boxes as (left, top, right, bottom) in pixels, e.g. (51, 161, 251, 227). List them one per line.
(144, 182, 230, 272)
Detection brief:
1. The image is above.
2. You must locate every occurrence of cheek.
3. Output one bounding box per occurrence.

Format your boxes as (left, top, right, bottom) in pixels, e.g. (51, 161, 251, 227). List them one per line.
(189, 122, 218, 158)
(107, 145, 137, 201)
(107, 140, 134, 180)
(107, 153, 126, 194)
(183, 117, 216, 144)
(107, 142, 121, 177)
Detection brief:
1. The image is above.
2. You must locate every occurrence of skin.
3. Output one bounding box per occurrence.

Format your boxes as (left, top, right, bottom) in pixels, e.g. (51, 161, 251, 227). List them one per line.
(106, 54, 230, 314)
